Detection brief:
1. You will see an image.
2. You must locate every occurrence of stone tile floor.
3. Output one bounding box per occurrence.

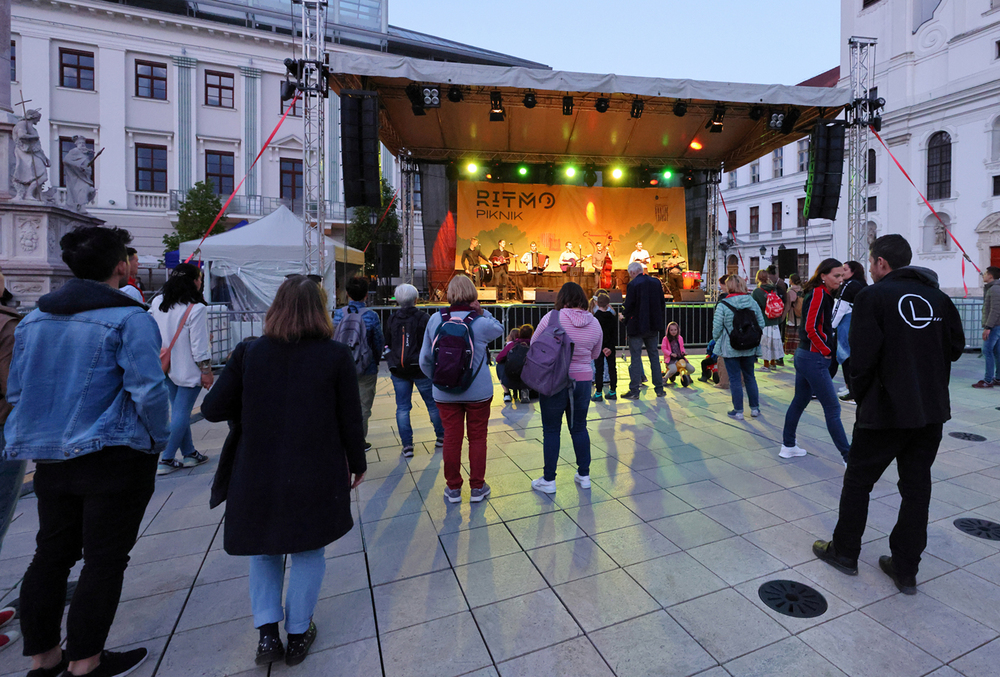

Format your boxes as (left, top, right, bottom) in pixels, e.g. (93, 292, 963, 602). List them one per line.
(2, 353, 1000, 677)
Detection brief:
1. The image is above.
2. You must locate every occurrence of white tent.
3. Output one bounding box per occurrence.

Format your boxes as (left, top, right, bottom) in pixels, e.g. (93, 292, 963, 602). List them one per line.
(178, 205, 364, 311)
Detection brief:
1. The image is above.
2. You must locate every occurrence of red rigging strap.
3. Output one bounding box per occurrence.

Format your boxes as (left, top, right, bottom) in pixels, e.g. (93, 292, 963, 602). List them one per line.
(871, 127, 979, 296)
(718, 190, 750, 281)
(183, 92, 302, 264)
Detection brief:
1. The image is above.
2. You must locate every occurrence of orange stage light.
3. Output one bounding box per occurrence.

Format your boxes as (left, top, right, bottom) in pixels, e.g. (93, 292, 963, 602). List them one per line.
(689, 140, 703, 150)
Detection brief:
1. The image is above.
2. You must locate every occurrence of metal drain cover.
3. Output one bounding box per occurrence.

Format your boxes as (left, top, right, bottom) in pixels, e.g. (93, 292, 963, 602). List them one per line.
(758, 580, 828, 618)
(954, 518, 1000, 541)
(949, 432, 987, 442)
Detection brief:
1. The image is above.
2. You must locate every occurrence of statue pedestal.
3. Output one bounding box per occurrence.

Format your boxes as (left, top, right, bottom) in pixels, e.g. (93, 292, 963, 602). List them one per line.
(0, 201, 104, 307)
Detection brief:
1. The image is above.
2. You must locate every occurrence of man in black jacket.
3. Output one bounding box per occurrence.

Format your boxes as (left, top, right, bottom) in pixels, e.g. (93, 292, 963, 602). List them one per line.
(620, 261, 666, 399)
(813, 235, 964, 594)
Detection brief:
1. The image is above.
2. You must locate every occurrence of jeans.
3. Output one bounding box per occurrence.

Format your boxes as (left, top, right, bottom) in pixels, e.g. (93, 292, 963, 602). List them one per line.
(249, 548, 326, 634)
(161, 378, 201, 462)
(724, 356, 759, 412)
(832, 424, 942, 577)
(628, 333, 663, 392)
(19, 447, 156, 660)
(391, 374, 444, 447)
(783, 349, 851, 456)
(984, 327, 1000, 381)
(358, 373, 378, 440)
(594, 350, 617, 391)
(437, 398, 491, 490)
(539, 380, 592, 482)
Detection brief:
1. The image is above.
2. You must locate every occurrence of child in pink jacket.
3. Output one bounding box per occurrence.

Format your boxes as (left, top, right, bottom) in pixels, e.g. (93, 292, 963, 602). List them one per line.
(661, 322, 693, 387)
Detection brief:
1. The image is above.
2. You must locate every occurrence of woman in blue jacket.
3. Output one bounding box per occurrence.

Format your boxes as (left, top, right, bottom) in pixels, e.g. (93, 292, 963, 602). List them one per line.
(712, 275, 766, 420)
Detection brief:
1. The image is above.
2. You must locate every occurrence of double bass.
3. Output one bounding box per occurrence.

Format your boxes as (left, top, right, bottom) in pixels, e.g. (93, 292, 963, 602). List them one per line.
(599, 236, 614, 289)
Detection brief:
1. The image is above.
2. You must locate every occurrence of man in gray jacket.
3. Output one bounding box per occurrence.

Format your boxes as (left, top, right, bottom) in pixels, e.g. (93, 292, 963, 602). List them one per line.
(973, 266, 1000, 388)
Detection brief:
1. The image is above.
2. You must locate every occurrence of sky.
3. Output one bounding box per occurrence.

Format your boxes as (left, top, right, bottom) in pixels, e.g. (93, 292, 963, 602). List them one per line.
(389, 0, 841, 86)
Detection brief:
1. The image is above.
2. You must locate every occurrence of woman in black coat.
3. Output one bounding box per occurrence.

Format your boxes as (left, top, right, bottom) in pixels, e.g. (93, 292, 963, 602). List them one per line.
(202, 276, 366, 668)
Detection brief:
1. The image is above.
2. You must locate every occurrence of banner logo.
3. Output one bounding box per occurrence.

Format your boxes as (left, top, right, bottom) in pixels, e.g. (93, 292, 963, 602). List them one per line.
(475, 190, 556, 221)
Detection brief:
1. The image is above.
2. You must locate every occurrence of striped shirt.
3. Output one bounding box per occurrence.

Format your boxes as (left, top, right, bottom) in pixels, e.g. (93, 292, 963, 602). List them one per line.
(533, 308, 604, 381)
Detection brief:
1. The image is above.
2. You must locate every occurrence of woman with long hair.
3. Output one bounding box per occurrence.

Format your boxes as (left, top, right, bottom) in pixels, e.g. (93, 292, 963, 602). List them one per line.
(780, 258, 851, 462)
(712, 275, 766, 420)
(202, 276, 366, 667)
(751, 268, 783, 370)
(149, 263, 213, 475)
(834, 261, 868, 401)
(530, 282, 604, 493)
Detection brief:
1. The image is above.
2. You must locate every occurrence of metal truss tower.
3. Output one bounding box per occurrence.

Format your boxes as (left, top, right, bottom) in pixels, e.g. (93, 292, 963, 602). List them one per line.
(400, 155, 417, 285)
(705, 172, 721, 302)
(846, 36, 880, 268)
(297, 0, 328, 277)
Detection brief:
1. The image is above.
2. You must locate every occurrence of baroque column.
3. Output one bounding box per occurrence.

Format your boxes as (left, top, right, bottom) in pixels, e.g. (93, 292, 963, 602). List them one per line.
(172, 56, 197, 194)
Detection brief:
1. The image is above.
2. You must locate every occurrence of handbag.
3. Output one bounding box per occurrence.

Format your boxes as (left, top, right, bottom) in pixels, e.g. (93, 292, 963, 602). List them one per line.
(160, 304, 194, 374)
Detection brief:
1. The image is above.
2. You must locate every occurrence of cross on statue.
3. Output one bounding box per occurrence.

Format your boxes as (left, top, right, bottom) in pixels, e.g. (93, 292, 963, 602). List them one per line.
(14, 90, 32, 117)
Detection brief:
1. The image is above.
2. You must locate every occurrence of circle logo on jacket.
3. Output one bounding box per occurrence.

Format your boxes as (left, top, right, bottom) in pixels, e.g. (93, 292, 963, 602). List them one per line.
(898, 294, 935, 329)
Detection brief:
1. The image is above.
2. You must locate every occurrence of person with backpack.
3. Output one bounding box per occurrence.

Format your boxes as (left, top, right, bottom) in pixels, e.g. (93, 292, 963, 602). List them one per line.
(712, 275, 765, 420)
(751, 269, 784, 371)
(496, 325, 533, 403)
(784, 273, 804, 354)
(832, 261, 868, 402)
(385, 284, 444, 458)
(528, 283, 603, 494)
(418, 275, 504, 504)
(333, 276, 383, 450)
(768, 265, 789, 367)
(780, 258, 852, 462)
(592, 290, 618, 401)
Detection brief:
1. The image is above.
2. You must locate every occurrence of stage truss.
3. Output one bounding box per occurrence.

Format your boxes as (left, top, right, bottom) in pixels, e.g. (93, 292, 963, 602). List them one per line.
(705, 172, 721, 302)
(846, 36, 878, 269)
(401, 155, 418, 284)
(297, 0, 327, 278)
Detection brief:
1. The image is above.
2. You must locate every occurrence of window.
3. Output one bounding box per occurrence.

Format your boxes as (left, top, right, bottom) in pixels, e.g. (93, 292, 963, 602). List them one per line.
(771, 202, 782, 231)
(867, 196, 877, 212)
(135, 60, 167, 100)
(927, 131, 951, 200)
(726, 255, 738, 276)
(772, 148, 783, 178)
(9, 41, 14, 82)
(749, 206, 759, 233)
(750, 257, 760, 281)
(135, 144, 167, 193)
(867, 148, 877, 184)
(797, 197, 807, 229)
(750, 160, 760, 184)
(863, 0, 882, 8)
(992, 118, 1000, 161)
(59, 49, 95, 90)
(281, 96, 300, 117)
(413, 172, 423, 212)
(798, 254, 810, 279)
(280, 158, 303, 200)
(205, 70, 234, 108)
(996, 40, 1000, 60)
(728, 210, 737, 233)
(59, 136, 94, 187)
(797, 139, 809, 173)
(994, 175, 1000, 197)
(205, 151, 234, 195)
(728, 171, 737, 190)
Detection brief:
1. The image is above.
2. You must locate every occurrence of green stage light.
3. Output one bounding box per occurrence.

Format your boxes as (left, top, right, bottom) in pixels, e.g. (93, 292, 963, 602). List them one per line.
(466, 163, 478, 173)
(518, 166, 528, 176)
(565, 167, 576, 178)
(611, 168, 623, 179)
(662, 169, 673, 180)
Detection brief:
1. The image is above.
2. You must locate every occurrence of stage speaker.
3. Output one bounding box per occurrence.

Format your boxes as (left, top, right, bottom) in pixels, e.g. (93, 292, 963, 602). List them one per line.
(803, 121, 845, 222)
(522, 288, 538, 302)
(535, 289, 558, 304)
(605, 290, 624, 304)
(677, 289, 706, 303)
(376, 243, 400, 278)
(341, 91, 381, 209)
(478, 288, 497, 302)
(777, 248, 798, 279)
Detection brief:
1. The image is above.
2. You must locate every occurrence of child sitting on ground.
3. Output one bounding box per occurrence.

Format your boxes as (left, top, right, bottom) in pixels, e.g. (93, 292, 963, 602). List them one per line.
(661, 321, 693, 387)
(592, 290, 618, 401)
(496, 324, 533, 403)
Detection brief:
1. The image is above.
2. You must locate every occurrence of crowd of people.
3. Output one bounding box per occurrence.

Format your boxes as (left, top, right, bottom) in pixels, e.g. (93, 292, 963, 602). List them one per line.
(0, 224, 972, 674)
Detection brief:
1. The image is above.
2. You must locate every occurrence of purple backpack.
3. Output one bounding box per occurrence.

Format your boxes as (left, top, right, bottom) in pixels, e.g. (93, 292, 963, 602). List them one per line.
(430, 310, 481, 393)
(521, 309, 574, 396)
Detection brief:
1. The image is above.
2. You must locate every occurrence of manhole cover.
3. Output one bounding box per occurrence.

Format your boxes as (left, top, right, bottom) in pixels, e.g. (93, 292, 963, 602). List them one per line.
(954, 518, 1000, 541)
(949, 432, 987, 442)
(758, 580, 828, 618)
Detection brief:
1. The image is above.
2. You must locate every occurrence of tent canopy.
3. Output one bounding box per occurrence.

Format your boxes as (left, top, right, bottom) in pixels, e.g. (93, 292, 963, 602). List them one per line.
(327, 52, 851, 170)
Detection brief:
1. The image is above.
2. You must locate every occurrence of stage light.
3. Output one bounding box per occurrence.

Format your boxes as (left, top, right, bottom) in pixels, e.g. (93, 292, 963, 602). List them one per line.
(563, 96, 574, 116)
(683, 170, 695, 188)
(447, 86, 463, 103)
(706, 104, 725, 133)
(490, 91, 505, 122)
(406, 83, 426, 116)
(544, 164, 556, 186)
(488, 161, 504, 182)
(749, 105, 763, 121)
(280, 80, 297, 102)
(565, 166, 576, 178)
(871, 115, 882, 132)
(421, 85, 441, 108)
(662, 169, 673, 180)
(611, 167, 623, 180)
(780, 108, 801, 134)
(283, 57, 303, 80)
(637, 166, 651, 187)
(522, 91, 537, 109)
(630, 98, 645, 119)
(584, 164, 598, 187)
(689, 140, 703, 150)
(466, 162, 478, 173)
(767, 109, 785, 131)
(673, 101, 688, 117)
(595, 97, 610, 113)
(518, 165, 529, 176)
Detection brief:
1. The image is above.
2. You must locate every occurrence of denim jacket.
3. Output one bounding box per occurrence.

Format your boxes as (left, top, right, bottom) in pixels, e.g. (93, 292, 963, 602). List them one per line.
(3, 278, 170, 461)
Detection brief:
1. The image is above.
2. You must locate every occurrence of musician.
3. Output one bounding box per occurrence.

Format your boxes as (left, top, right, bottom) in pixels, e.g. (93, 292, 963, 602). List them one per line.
(592, 241, 613, 289)
(520, 242, 548, 273)
(664, 247, 687, 301)
(629, 241, 651, 272)
(558, 241, 579, 271)
(489, 239, 512, 301)
(461, 237, 490, 286)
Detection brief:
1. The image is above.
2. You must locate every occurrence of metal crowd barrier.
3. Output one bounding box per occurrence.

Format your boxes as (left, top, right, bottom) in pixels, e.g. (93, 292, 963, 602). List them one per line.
(952, 298, 984, 350)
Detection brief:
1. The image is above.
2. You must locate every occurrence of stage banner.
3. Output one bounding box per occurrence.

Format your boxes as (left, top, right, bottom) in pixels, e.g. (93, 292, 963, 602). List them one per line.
(455, 182, 687, 270)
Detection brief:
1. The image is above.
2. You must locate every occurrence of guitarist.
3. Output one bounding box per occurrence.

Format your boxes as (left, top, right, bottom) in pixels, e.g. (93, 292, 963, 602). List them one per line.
(461, 237, 490, 287)
(629, 241, 651, 272)
(489, 239, 512, 301)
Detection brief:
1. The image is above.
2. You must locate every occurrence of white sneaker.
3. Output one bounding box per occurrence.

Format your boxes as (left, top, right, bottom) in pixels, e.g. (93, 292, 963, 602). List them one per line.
(574, 474, 591, 489)
(503, 393, 512, 403)
(779, 445, 808, 459)
(837, 386, 849, 396)
(531, 477, 556, 494)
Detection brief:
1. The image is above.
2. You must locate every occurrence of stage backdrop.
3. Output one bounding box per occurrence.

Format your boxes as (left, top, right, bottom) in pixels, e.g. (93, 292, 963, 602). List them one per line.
(455, 182, 687, 271)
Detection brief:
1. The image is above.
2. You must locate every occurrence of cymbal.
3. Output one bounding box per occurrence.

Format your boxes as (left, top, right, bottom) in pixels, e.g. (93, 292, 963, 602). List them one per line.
(656, 251, 671, 256)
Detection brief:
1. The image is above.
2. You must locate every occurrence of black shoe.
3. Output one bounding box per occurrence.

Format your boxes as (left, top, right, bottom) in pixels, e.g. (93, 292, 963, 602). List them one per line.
(255, 633, 285, 666)
(655, 388, 667, 397)
(364, 441, 372, 452)
(65, 648, 148, 677)
(879, 556, 917, 595)
(621, 390, 640, 400)
(285, 620, 317, 666)
(26, 656, 68, 677)
(812, 540, 858, 576)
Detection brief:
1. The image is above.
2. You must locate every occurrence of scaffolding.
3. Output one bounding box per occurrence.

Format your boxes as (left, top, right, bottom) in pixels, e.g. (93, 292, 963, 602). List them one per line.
(846, 36, 880, 268)
(296, 0, 328, 278)
(400, 155, 418, 285)
(705, 171, 721, 302)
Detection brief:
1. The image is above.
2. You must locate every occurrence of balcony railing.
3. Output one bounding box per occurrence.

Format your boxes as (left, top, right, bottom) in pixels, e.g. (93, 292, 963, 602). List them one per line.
(168, 191, 348, 222)
(129, 191, 171, 211)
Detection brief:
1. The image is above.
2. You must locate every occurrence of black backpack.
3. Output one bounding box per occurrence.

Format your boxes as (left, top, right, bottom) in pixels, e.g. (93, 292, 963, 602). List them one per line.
(503, 343, 529, 388)
(720, 300, 763, 351)
(387, 310, 427, 379)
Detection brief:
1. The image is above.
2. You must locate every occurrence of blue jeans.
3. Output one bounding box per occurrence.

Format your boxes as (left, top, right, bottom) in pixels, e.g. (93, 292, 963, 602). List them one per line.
(724, 356, 759, 412)
(249, 547, 326, 634)
(391, 374, 444, 447)
(539, 380, 592, 481)
(984, 327, 1000, 381)
(629, 332, 663, 392)
(783, 349, 851, 456)
(161, 379, 201, 462)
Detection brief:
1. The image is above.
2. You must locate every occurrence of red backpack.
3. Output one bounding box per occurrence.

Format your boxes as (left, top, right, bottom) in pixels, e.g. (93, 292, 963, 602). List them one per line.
(764, 291, 785, 319)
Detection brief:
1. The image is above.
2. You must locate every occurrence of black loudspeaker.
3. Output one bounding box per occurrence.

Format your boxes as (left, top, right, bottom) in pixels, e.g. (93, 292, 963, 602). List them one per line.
(777, 248, 798, 279)
(376, 243, 400, 277)
(803, 121, 845, 221)
(341, 91, 381, 209)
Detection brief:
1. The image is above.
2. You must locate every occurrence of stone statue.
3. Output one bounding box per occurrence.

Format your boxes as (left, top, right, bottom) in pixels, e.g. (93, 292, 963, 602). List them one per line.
(934, 221, 948, 247)
(63, 135, 96, 213)
(12, 108, 50, 202)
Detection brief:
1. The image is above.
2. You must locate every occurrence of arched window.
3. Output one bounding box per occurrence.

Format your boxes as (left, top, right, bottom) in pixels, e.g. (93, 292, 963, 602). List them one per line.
(923, 213, 951, 252)
(992, 118, 1000, 161)
(867, 148, 877, 184)
(927, 132, 951, 200)
(727, 255, 738, 276)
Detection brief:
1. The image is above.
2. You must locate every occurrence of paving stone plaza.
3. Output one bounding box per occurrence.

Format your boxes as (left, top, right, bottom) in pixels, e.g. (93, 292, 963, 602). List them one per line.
(2, 354, 999, 677)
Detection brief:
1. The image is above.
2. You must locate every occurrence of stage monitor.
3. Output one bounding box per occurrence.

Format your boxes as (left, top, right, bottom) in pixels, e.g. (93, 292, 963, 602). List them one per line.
(803, 121, 845, 222)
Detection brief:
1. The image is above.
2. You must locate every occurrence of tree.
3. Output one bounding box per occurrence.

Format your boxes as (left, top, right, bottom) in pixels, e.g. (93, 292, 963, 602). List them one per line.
(162, 181, 227, 253)
(346, 178, 401, 276)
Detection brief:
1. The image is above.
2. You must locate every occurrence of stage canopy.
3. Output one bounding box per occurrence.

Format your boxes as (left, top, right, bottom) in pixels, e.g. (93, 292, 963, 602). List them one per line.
(327, 53, 851, 170)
